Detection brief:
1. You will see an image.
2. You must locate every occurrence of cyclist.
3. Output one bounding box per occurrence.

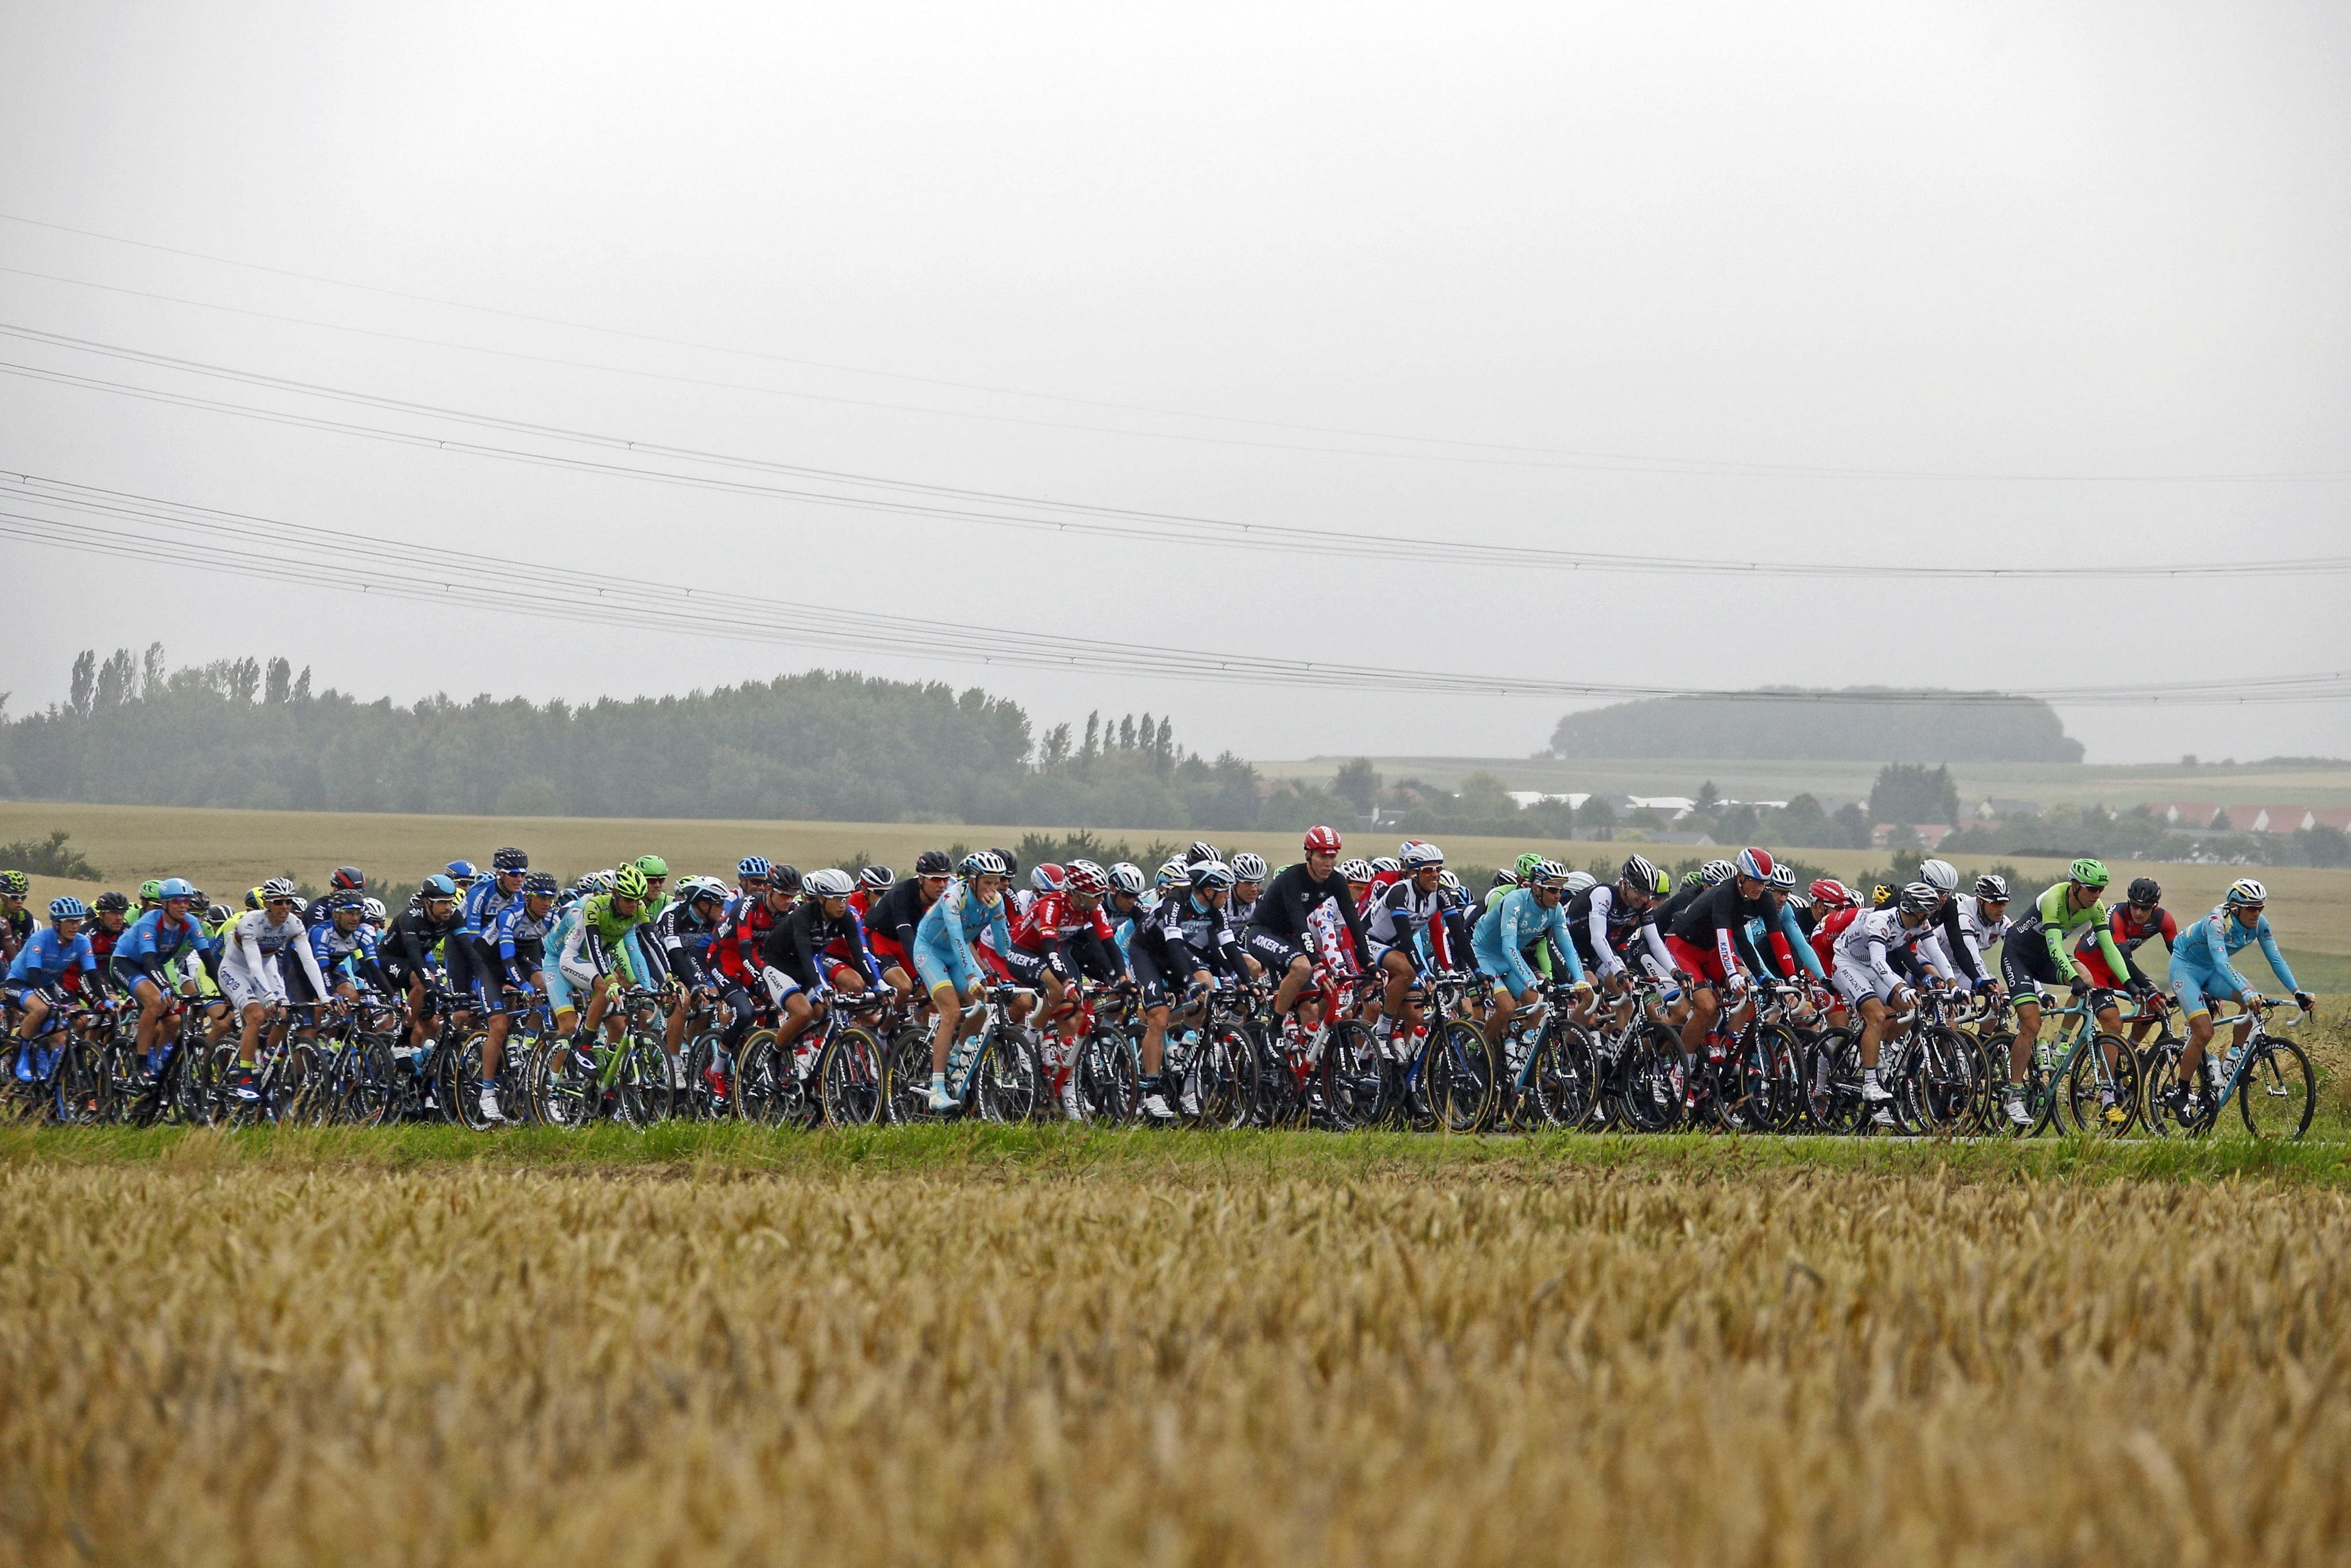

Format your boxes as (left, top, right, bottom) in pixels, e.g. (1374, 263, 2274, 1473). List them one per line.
(650, 876, 726, 1070)
(1139, 858, 1256, 1115)
(1665, 850, 1805, 1098)
(215, 879, 333, 1101)
(1471, 859, 1586, 1051)
(449, 848, 529, 1019)
(0, 870, 34, 965)
(7, 896, 96, 1052)
(1951, 874, 2012, 1002)
(1830, 882, 1947, 1125)
(445, 860, 480, 896)
(732, 856, 774, 915)
(759, 868, 873, 1080)
(1339, 858, 1376, 917)
(2164, 878, 2317, 1121)
(1367, 842, 1471, 1045)
(476, 871, 558, 1124)
(382, 875, 463, 1054)
(703, 865, 798, 1100)
(301, 866, 366, 930)
(1227, 853, 1268, 930)
(2077, 876, 2178, 1046)
(1008, 859, 1127, 1118)
(112, 879, 219, 1069)
(866, 852, 951, 997)
(1570, 855, 1669, 1033)
(1244, 827, 1372, 1022)
(305, 891, 390, 1015)
(82, 890, 132, 998)
(915, 851, 1022, 1113)
(2000, 859, 2132, 1128)
(554, 864, 654, 1068)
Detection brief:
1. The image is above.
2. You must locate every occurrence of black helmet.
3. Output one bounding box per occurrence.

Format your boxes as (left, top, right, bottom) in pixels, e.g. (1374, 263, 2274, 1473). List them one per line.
(522, 871, 559, 897)
(492, 847, 529, 872)
(915, 850, 952, 876)
(990, 848, 1018, 876)
(93, 890, 130, 914)
(331, 866, 366, 891)
(1187, 841, 1220, 865)
(2127, 876, 2161, 908)
(769, 864, 802, 894)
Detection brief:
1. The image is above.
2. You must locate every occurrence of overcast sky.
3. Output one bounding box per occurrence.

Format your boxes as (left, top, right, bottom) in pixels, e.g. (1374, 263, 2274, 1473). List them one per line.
(3, 0, 2346, 766)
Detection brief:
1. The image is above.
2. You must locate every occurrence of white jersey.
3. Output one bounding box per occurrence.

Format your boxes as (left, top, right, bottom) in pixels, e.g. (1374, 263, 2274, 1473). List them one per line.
(1834, 907, 1942, 991)
(220, 909, 329, 1001)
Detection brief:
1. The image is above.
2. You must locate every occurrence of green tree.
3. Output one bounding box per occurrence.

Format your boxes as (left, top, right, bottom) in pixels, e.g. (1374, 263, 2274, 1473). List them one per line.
(1868, 764, 1960, 826)
(1332, 758, 1382, 813)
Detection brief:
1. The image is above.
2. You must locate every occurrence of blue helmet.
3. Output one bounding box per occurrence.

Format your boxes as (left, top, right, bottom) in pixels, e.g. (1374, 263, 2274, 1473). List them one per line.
(420, 874, 458, 900)
(158, 878, 196, 901)
(49, 895, 88, 920)
(1734, 847, 1775, 882)
(445, 859, 478, 881)
(738, 855, 772, 882)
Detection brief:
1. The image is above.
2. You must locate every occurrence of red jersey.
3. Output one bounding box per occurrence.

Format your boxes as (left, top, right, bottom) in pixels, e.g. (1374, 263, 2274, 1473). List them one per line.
(711, 896, 779, 983)
(1810, 906, 1859, 972)
(1010, 891, 1114, 953)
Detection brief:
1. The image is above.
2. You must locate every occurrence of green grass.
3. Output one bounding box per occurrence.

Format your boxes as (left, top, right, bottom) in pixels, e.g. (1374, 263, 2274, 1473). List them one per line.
(7, 1120, 2350, 1184)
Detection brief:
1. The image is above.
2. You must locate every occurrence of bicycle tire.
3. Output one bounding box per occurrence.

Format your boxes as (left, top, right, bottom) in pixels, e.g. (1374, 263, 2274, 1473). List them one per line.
(1318, 1020, 1389, 1131)
(735, 1031, 804, 1127)
(1614, 1023, 1682, 1133)
(1077, 1027, 1140, 1125)
(820, 1025, 887, 1127)
(2238, 1037, 2315, 1141)
(1903, 1024, 1978, 1136)
(526, 1037, 594, 1130)
(883, 1026, 945, 1123)
(975, 1031, 1043, 1124)
(51, 1037, 110, 1125)
(1530, 1024, 1599, 1131)
(2060, 1033, 2139, 1138)
(1802, 1028, 1865, 1135)
(1429, 1020, 1498, 1134)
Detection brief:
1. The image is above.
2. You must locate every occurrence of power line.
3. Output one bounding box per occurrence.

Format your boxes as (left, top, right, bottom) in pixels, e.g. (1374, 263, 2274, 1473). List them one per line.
(6, 472, 2343, 708)
(4, 332, 2342, 583)
(5, 208, 2344, 484)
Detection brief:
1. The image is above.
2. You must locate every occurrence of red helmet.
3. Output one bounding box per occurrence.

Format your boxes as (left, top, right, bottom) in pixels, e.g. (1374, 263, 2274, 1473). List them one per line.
(1735, 847, 1774, 881)
(1808, 877, 1856, 909)
(1303, 825, 1344, 855)
(1064, 860, 1109, 896)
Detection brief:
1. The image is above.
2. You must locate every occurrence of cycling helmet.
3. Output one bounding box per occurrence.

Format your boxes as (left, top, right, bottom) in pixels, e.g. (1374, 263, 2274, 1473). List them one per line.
(1621, 854, 1666, 896)
(804, 868, 856, 899)
(1734, 847, 1775, 882)
(1370, 856, 1403, 878)
(48, 895, 87, 920)
(1679, 870, 1704, 891)
(522, 871, 560, 897)
(1809, 878, 1856, 909)
(205, 903, 233, 925)
(1787, 892, 1813, 914)
(1303, 825, 1344, 856)
(1337, 857, 1374, 884)
(331, 866, 365, 892)
(92, 890, 129, 914)
(687, 878, 726, 906)
(492, 847, 529, 873)
(1154, 858, 1189, 889)
(1514, 852, 1546, 880)
(2127, 876, 2162, 908)
(738, 855, 773, 882)
(769, 864, 804, 894)
(1563, 871, 1597, 898)
(1871, 884, 1898, 909)
(1231, 852, 1268, 882)
(1493, 868, 1519, 889)
(420, 874, 459, 901)
(138, 879, 164, 903)
(244, 887, 263, 910)
(0, 871, 29, 898)
(1107, 862, 1147, 896)
(1031, 863, 1066, 895)
(445, 860, 478, 884)
(1918, 859, 1958, 894)
(1528, 860, 1570, 890)
(362, 897, 387, 923)
(1065, 861, 1110, 896)
(859, 864, 895, 892)
(961, 850, 1008, 878)
(1437, 870, 1463, 894)
(260, 876, 298, 903)
(1701, 859, 1737, 885)
(188, 889, 208, 907)
(159, 878, 196, 902)
(990, 848, 1019, 877)
(2067, 857, 2109, 889)
(330, 891, 367, 914)
(1187, 841, 1221, 865)
(1189, 859, 1236, 891)
(915, 851, 952, 877)
(2225, 878, 2267, 907)
(1766, 864, 1797, 892)
(577, 870, 613, 895)
(1898, 882, 1941, 917)
(635, 854, 669, 878)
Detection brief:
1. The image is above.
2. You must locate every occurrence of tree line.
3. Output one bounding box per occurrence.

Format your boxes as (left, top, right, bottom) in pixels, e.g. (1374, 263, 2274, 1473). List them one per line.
(1547, 689, 2085, 763)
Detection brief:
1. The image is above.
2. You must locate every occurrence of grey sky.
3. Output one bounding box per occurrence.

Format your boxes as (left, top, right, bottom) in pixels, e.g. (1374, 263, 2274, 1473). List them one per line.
(3, 0, 2346, 765)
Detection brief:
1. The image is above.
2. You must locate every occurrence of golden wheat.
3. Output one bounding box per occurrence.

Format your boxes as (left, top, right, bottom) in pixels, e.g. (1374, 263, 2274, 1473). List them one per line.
(3, 1152, 2349, 1566)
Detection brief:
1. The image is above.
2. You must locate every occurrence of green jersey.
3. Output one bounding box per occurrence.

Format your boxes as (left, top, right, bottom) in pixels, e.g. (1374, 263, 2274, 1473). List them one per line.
(2019, 883, 2127, 985)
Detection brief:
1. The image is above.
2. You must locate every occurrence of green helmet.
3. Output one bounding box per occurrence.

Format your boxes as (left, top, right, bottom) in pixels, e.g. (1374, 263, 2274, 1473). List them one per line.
(138, 879, 164, 903)
(0, 870, 28, 898)
(611, 865, 651, 901)
(1513, 852, 1545, 879)
(634, 854, 669, 878)
(2067, 858, 2110, 889)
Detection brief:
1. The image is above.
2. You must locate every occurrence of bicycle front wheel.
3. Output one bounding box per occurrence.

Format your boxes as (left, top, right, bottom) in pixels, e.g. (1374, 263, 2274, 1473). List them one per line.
(1530, 1024, 1599, 1131)
(2238, 1038, 2315, 1140)
(2061, 1033, 2139, 1138)
(975, 1033, 1043, 1124)
(820, 1026, 887, 1127)
(1429, 1020, 1498, 1134)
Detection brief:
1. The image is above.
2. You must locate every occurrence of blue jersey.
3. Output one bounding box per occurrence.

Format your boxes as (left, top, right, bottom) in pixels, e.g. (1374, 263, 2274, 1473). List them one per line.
(917, 880, 1012, 973)
(118, 909, 216, 971)
(307, 918, 381, 978)
(8, 927, 96, 988)
(490, 899, 556, 981)
(2171, 905, 2299, 996)
(1472, 887, 1582, 993)
(460, 877, 521, 943)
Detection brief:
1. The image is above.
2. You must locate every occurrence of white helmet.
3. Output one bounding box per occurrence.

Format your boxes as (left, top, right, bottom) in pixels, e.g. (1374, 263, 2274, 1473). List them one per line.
(804, 868, 857, 898)
(1230, 852, 1268, 882)
(1562, 871, 1597, 897)
(1918, 858, 1958, 894)
(1106, 861, 1146, 896)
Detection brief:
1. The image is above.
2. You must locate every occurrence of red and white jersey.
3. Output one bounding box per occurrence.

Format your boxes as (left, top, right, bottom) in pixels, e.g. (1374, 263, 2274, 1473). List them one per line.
(1010, 891, 1114, 953)
(1306, 901, 1361, 979)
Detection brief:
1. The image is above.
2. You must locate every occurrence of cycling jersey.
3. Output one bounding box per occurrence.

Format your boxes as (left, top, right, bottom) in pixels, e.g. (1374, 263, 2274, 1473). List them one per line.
(490, 899, 557, 988)
(1952, 895, 2009, 985)
(2170, 904, 2299, 1003)
(1010, 891, 1123, 983)
(1145, 891, 1246, 979)
(1226, 894, 1260, 932)
(113, 909, 216, 983)
(711, 895, 782, 985)
(1832, 907, 1943, 1005)
(307, 918, 386, 991)
(651, 900, 719, 988)
(382, 903, 461, 982)
(1669, 883, 1811, 986)
(1639, 882, 1708, 975)
(7, 927, 96, 998)
(2009, 884, 2127, 987)
(1472, 887, 1581, 993)
(2, 904, 37, 965)
(913, 879, 1013, 997)
(1565, 883, 1647, 978)
(218, 910, 330, 1006)
(2075, 904, 2177, 989)
(1248, 863, 1371, 967)
(762, 902, 875, 990)
(1367, 877, 1469, 970)
(554, 893, 640, 989)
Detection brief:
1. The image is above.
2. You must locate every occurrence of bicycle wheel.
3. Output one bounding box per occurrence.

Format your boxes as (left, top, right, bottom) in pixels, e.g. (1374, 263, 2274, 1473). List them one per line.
(883, 1026, 942, 1123)
(616, 1033, 674, 1127)
(1319, 1020, 1391, 1131)
(527, 1037, 595, 1130)
(1185, 1024, 1253, 1130)
(1428, 1020, 1498, 1134)
(974, 1031, 1044, 1123)
(1802, 1028, 1865, 1135)
(1904, 1025, 1979, 1135)
(1614, 1023, 1682, 1133)
(2061, 1033, 2139, 1138)
(2237, 1038, 2315, 1140)
(1530, 1024, 1599, 1130)
(1077, 1028, 1140, 1125)
(735, 1031, 805, 1127)
(48, 1037, 110, 1125)
(820, 1026, 887, 1127)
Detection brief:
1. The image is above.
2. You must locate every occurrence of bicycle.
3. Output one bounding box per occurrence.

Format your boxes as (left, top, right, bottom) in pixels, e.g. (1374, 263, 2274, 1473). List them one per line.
(2143, 998, 2314, 1141)
(1998, 985, 2141, 1138)
(883, 982, 1043, 1124)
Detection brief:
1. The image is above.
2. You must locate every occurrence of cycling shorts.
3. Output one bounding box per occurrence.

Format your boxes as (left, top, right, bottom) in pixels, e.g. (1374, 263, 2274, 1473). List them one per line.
(545, 965, 577, 1015)
(284, 957, 329, 1007)
(1829, 960, 1899, 1008)
(8, 985, 57, 1011)
(760, 966, 804, 1008)
(1002, 945, 1050, 987)
(2075, 950, 2123, 989)
(443, 936, 479, 997)
(108, 955, 164, 993)
(868, 932, 909, 972)
(913, 930, 978, 999)
(218, 964, 284, 1012)
(1663, 934, 1730, 986)
(1129, 945, 1167, 1004)
(2169, 957, 2240, 1021)
(1242, 927, 1303, 971)
(2000, 936, 2064, 994)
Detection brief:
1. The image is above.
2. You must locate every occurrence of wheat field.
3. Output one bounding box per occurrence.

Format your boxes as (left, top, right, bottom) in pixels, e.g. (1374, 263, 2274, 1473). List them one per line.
(4, 1131, 2349, 1567)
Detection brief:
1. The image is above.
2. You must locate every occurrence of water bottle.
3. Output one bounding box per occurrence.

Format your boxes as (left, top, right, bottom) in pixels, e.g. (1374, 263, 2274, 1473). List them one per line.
(2217, 1038, 2245, 1084)
(947, 1031, 977, 1079)
(2034, 1038, 2055, 1074)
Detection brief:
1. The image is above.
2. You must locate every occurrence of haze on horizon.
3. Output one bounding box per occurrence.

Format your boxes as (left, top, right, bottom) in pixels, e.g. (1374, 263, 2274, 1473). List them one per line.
(2, 0, 2346, 766)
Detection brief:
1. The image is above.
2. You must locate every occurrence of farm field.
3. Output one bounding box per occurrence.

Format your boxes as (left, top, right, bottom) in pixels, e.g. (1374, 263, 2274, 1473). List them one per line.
(7, 799, 2346, 987)
(1256, 755, 2351, 811)
(5, 1126, 2351, 1567)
